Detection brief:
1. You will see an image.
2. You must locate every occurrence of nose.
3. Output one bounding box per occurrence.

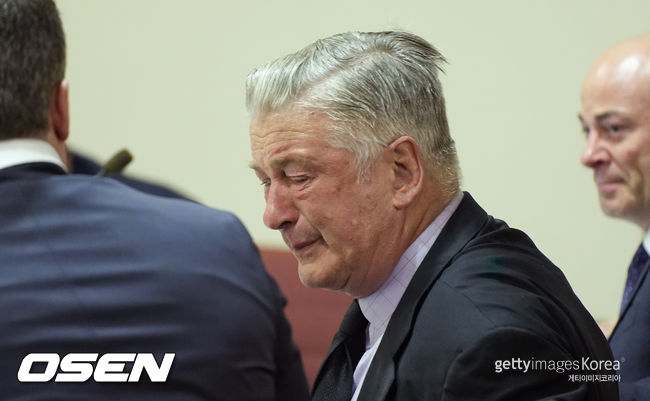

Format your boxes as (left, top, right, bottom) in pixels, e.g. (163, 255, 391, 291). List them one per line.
(580, 130, 610, 168)
(263, 183, 298, 230)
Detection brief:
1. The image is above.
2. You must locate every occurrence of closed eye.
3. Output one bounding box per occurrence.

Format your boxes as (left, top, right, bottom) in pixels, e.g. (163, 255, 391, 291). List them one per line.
(606, 124, 622, 134)
(287, 175, 309, 184)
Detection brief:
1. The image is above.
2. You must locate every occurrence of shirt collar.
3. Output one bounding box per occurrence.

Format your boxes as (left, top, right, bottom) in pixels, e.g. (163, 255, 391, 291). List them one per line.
(0, 138, 67, 172)
(643, 230, 650, 255)
(358, 191, 464, 345)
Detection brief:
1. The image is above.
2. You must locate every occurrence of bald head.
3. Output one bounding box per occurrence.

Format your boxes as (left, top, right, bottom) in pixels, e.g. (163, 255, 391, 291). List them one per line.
(583, 34, 650, 97)
(580, 33, 650, 229)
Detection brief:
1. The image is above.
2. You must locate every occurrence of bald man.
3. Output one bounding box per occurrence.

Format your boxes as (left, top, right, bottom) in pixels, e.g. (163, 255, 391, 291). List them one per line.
(580, 33, 650, 400)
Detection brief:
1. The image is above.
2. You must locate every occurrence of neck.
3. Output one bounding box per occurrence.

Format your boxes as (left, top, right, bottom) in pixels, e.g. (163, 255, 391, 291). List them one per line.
(43, 130, 70, 170)
(403, 185, 457, 247)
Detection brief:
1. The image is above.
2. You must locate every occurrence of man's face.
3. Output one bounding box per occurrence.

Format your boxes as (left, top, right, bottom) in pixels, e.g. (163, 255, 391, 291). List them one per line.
(250, 109, 401, 297)
(580, 53, 650, 229)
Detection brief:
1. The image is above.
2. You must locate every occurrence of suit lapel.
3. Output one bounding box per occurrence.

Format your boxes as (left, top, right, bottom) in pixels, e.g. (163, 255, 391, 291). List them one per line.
(356, 192, 489, 401)
(611, 259, 650, 338)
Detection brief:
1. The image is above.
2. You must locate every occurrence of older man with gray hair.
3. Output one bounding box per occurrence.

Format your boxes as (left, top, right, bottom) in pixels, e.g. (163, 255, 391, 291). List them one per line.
(247, 31, 618, 400)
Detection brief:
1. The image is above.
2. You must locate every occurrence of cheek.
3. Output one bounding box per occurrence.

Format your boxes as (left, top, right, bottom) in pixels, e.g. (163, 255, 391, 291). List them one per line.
(624, 132, 650, 172)
(338, 197, 394, 254)
(627, 151, 650, 187)
(306, 179, 393, 250)
(293, 185, 313, 201)
(638, 160, 650, 197)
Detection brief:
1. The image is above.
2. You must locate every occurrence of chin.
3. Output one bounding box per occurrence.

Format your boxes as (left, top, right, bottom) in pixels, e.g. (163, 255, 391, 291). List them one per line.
(600, 204, 625, 219)
(297, 261, 346, 291)
(600, 198, 640, 222)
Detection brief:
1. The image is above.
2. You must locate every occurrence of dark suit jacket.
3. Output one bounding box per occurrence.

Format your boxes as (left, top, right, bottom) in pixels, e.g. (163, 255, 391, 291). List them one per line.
(0, 162, 309, 401)
(313, 193, 618, 401)
(610, 257, 650, 401)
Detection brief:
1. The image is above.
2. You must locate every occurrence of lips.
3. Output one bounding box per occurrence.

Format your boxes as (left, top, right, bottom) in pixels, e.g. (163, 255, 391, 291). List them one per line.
(595, 176, 625, 195)
(286, 237, 321, 254)
(598, 181, 622, 189)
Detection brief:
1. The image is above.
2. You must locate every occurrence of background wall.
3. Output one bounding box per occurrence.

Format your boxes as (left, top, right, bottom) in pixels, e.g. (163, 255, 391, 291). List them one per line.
(56, 0, 650, 321)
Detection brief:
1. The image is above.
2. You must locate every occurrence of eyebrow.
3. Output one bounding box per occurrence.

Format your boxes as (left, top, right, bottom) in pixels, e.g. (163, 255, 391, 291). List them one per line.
(578, 111, 630, 126)
(595, 111, 627, 121)
(248, 156, 311, 172)
(248, 161, 261, 172)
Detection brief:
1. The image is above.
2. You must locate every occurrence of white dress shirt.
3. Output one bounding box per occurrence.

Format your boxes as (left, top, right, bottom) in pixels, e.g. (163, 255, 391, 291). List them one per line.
(0, 138, 67, 171)
(350, 191, 464, 401)
(643, 230, 650, 254)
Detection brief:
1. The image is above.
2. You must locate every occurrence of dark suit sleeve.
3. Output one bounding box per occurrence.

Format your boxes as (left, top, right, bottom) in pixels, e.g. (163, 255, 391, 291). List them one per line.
(271, 292, 310, 401)
(442, 327, 589, 401)
(223, 215, 310, 401)
(619, 380, 650, 401)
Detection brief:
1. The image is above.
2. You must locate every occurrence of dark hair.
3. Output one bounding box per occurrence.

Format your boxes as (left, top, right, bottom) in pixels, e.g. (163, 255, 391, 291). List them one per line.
(0, 0, 66, 139)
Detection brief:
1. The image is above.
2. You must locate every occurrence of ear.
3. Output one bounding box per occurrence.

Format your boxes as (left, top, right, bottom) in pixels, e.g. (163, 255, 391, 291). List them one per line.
(50, 80, 69, 142)
(388, 136, 424, 209)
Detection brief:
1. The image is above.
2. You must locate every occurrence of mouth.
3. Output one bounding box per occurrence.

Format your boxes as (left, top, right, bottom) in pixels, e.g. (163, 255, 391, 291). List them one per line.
(595, 178, 624, 194)
(289, 237, 321, 255)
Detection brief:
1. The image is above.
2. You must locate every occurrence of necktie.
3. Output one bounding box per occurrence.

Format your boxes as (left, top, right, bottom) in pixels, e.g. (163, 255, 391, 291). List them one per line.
(620, 244, 649, 315)
(312, 300, 368, 401)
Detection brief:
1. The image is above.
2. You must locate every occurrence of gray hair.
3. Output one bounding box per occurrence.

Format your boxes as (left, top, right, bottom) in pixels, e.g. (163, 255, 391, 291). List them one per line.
(0, 0, 66, 140)
(246, 31, 460, 193)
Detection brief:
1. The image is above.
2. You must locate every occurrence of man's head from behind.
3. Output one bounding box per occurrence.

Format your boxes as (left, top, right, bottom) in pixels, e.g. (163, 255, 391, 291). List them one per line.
(247, 31, 460, 297)
(580, 34, 650, 230)
(0, 0, 68, 145)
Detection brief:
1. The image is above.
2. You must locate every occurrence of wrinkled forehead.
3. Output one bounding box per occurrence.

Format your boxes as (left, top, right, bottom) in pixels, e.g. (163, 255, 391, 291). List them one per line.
(249, 108, 338, 164)
(251, 106, 334, 139)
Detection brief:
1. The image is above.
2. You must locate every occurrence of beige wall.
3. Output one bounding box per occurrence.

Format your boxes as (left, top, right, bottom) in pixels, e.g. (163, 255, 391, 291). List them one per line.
(56, 0, 650, 320)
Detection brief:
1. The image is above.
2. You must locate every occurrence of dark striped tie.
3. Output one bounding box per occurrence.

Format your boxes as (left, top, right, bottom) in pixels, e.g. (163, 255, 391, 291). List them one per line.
(312, 300, 368, 401)
(620, 244, 649, 315)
